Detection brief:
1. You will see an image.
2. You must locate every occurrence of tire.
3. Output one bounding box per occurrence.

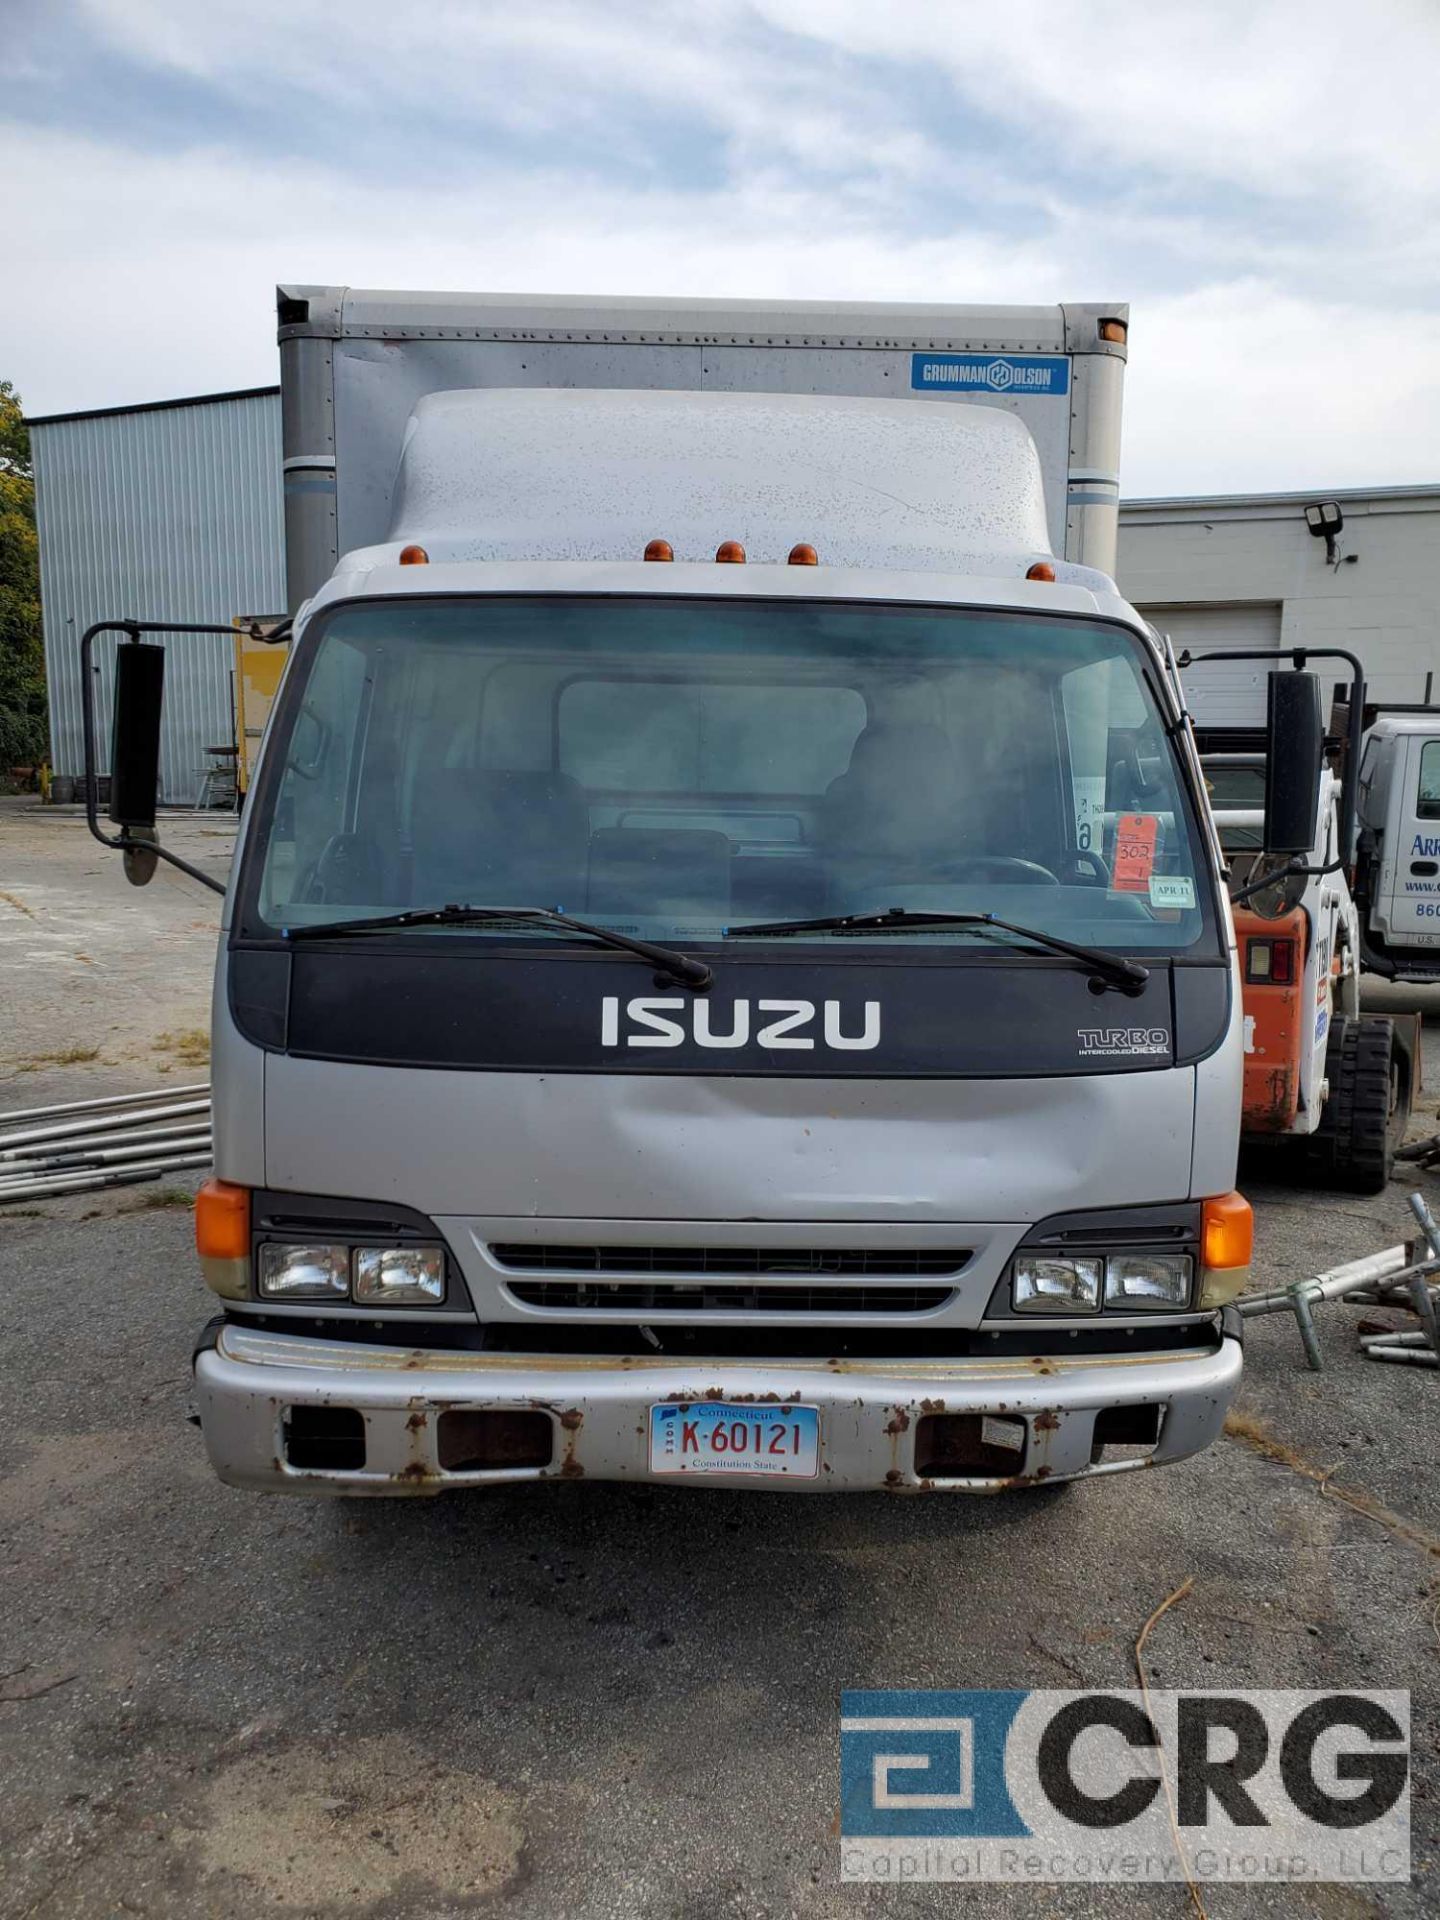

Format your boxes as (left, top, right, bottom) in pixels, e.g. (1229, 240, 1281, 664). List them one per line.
(1312, 1016, 1397, 1195)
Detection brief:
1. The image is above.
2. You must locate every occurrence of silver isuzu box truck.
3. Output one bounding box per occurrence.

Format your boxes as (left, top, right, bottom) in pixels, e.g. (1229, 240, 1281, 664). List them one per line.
(94, 289, 1273, 1494)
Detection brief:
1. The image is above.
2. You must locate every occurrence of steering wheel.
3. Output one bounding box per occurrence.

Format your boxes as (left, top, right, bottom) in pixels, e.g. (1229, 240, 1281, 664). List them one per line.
(915, 854, 1061, 886)
(1061, 849, 1110, 886)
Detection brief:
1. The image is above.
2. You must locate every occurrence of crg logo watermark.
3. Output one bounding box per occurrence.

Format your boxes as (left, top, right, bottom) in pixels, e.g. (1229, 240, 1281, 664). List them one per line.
(840, 1689, 1409, 1884)
(600, 996, 881, 1051)
(1076, 1026, 1169, 1059)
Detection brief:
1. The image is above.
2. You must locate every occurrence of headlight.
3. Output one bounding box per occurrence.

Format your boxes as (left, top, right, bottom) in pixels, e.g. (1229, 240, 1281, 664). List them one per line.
(1012, 1255, 1102, 1314)
(257, 1242, 350, 1299)
(1105, 1254, 1193, 1310)
(354, 1246, 446, 1305)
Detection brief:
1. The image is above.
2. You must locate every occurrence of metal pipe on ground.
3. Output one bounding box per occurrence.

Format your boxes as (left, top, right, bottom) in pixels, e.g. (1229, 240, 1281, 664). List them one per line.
(1, 1118, 219, 1161)
(0, 1100, 211, 1155)
(1238, 1245, 1418, 1317)
(0, 1153, 212, 1204)
(1237, 1202, 1440, 1370)
(0, 1133, 212, 1181)
(0, 1083, 209, 1128)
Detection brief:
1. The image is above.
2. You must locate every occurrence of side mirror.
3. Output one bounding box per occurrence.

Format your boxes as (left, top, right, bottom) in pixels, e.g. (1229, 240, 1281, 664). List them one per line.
(80, 619, 231, 898)
(109, 642, 165, 836)
(1263, 670, 1324, 856)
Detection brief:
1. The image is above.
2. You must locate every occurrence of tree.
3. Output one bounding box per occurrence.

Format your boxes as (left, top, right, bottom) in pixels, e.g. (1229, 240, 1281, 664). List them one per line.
(0, 379, 49, 772)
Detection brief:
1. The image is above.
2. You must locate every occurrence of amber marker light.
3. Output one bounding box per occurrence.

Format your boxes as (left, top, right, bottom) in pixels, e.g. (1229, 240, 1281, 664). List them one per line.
(1026, 561, 1057, 582)
(643, 538, 674, 562)
(715, 541, 746, 564)
(1202, 1191, 1254, 1270)
(398, 544, 430, 565)
(788, 543, 819, 566)
(196, 1178, 250, 1260)
(1098, 317, 1128, 343)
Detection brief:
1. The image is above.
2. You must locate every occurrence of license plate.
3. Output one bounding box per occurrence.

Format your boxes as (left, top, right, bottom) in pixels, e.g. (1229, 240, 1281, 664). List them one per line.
(648, 1402, 820, 1478)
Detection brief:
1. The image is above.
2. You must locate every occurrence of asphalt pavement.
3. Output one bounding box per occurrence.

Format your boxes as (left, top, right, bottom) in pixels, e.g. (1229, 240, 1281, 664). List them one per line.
(2, 801, 1439, 1918)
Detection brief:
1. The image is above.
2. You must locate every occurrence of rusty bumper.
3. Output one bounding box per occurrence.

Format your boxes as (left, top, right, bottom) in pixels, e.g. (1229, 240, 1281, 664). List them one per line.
(194, 1320, 1242, 1496)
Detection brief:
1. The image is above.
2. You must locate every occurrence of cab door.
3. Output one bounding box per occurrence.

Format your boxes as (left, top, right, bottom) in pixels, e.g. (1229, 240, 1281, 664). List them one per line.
(1387, 734, 1440, 944)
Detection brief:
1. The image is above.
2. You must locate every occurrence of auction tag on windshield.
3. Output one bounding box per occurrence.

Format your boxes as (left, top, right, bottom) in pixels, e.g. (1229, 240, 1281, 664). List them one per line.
(1112, 813, 1159, 892)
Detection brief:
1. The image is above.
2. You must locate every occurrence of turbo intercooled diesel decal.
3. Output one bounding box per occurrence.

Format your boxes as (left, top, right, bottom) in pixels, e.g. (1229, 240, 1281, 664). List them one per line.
(1075, 1027, 1170, 1059)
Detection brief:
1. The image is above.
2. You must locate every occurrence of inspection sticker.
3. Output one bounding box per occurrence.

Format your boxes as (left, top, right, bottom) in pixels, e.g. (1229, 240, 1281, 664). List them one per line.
(1112, 814, 1159, 893)
(1148, 875, 1195, 910)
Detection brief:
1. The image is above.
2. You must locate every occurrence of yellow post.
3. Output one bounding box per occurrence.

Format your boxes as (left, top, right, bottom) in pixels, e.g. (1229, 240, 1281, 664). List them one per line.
(232, 617, 291, 795)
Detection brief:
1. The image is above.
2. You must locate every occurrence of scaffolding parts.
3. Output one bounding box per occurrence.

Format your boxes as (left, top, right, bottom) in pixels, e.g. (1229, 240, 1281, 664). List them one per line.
(1237, 1191, 1440, 1370)
(0, 1083, 211, 1203)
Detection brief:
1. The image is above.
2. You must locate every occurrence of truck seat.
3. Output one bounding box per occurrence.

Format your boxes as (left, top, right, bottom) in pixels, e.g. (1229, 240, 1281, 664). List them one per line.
(586, 827, 732, 924)
(409, 767, 589, 910)
(820, 722, 967, 897)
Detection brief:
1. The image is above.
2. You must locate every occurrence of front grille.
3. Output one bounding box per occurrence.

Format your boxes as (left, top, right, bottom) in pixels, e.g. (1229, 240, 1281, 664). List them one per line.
(503, 1281, 955, 1315)
(490, 1244, 971, 1278)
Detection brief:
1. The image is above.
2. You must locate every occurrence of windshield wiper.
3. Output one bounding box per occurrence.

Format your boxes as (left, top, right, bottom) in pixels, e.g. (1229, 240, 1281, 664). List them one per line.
(283, 904, 713, 989)
(726, 907, 1148, 994)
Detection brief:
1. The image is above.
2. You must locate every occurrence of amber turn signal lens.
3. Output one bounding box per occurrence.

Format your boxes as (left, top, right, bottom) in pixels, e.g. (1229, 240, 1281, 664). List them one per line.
(787, 543, 819, 566)
(1202, 1191, 1253, 1270)
(643, 538, 674, 562)
(715, 541, 746, 564)
(196, 1178, 251, 1260)
(1098, 317, 1128, 343)
(1026, 561, 1057, 582)
(398, 544, 429, 565)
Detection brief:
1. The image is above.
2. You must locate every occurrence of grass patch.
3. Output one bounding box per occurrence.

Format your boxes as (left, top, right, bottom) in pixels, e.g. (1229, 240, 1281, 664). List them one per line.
(120, 1186, 196, 1212)
(15, 1045, 103, 1071)
(156, 1027, 210, 1066)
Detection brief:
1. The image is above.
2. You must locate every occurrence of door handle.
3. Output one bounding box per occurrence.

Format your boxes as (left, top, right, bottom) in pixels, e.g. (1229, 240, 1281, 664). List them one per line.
(1411, 861, 1439, 877)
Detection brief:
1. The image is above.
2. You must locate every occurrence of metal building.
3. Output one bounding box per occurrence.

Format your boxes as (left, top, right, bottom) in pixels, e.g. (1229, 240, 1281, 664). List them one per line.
(29, 388, 284, 804)
(1119, 484, 1440, 723)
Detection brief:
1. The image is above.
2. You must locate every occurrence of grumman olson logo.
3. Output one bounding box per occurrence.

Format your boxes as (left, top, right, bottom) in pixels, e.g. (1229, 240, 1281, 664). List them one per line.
(1076, 1026, 1169, 1059)
(601, 996, 881, 1051)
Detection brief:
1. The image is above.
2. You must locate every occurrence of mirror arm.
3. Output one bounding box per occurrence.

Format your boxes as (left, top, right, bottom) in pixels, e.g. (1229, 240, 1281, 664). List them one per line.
(1228, 851, 1345, 907)
(79, 617, 251, 898)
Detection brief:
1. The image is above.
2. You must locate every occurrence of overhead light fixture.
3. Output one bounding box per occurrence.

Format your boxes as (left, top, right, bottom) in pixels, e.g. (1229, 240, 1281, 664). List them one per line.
(1304, 501, 1344, 566)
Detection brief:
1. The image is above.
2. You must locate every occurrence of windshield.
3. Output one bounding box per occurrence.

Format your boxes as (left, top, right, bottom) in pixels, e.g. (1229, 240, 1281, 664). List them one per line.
(241, 596, 1216, 953)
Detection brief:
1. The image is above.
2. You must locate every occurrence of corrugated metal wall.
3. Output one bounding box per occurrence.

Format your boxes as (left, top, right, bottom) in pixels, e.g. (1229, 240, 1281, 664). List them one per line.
(31, 391, 284, 804)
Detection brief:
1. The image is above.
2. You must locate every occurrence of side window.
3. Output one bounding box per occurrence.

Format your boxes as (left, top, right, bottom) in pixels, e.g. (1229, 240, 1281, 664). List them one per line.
(260, 636, 371, 913)
(1419, 741, 1440, 820)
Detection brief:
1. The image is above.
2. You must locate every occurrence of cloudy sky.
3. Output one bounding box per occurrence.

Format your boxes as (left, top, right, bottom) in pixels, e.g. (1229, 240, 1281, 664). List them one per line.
(7, 0, 1438, 495)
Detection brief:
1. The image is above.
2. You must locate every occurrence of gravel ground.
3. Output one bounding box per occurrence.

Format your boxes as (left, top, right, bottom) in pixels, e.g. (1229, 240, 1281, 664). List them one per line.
(2, 801, 1438, 1918)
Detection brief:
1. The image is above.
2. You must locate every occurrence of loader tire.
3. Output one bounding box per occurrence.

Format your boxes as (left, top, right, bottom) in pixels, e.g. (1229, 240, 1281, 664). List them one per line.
(1313, 1016, 1397, 1195)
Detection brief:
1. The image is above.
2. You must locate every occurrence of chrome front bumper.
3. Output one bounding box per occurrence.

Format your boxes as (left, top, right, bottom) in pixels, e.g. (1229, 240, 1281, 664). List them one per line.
(194, 1318, 1243, 1496)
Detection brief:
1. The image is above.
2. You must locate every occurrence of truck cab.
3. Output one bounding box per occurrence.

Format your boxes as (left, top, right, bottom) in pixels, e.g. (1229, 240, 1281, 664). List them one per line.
(1356, 712, 1440, 980)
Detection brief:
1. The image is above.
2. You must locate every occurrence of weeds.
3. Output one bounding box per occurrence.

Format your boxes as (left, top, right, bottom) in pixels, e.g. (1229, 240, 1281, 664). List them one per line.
(155, 1027, 210, 1066)
(14, 1045, 102, 1071)
(120, 1186, 195, 1212)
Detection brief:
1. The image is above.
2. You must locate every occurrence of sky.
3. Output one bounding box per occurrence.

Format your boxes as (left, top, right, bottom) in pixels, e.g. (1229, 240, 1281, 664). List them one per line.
(6, 0, 1439, 496)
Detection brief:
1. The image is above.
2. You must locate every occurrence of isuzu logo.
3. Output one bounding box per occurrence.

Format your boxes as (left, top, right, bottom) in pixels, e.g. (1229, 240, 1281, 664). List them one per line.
(1075, 1026, 1169, 1058)
(601, 996, 881, 1052)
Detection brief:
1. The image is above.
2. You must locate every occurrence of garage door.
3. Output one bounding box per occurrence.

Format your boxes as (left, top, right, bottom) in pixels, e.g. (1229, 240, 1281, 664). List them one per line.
(1137, 603, 1282, 726)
